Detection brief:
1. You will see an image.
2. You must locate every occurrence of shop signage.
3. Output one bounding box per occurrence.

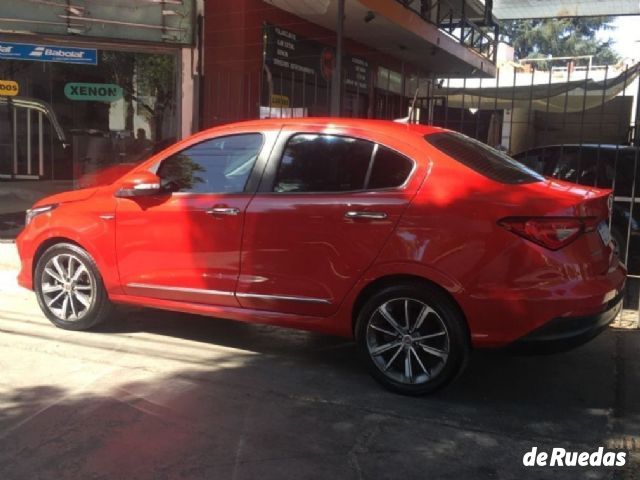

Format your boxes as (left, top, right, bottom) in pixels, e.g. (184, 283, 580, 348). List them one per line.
(0, 1, 194, 46)
(345, 57, 370, 90)
(270, 94, 290, 108)
(0, 42, 97, 65)
(264, 24, 370, 90)
(64, 83, 123, 102)
(0, 80, 19, 96)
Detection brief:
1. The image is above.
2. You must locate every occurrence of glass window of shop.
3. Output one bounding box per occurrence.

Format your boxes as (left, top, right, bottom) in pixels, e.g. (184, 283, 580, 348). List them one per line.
(375, 66, 406, 120)
(0, 48, 179, 238)
(260, 24, 370, 119)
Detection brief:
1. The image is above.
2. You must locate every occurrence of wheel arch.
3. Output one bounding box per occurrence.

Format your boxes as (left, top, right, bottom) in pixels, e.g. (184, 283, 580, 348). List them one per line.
(31, 233, 122, 296)
(32, 237, 84, 278)
(350, 273, 469, 340)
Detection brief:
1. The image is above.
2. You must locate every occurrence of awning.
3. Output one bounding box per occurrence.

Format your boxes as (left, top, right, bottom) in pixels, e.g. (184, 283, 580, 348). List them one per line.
(493, 0, 640, 19)
(438, 63, 640, 112)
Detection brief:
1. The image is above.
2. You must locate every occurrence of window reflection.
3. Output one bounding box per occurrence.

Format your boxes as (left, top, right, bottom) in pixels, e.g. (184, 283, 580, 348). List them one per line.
(0, 49, 179, 237)
(157, 134, 263, 194)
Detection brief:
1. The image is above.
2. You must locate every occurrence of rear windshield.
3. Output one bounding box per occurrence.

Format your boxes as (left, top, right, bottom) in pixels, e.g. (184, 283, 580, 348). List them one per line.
(425, 132, 544, 184)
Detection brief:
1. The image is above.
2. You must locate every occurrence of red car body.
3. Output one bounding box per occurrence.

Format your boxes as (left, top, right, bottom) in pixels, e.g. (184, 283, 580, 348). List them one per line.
(17, 119, 625, 353)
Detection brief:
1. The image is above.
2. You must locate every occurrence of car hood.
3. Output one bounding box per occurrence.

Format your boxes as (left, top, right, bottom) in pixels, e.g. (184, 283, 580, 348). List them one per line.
(32, 186, 100, 209)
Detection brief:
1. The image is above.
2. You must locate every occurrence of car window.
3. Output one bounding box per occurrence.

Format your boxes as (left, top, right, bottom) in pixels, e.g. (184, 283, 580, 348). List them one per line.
(576, 148, 599, 186)
(425, 132, 543, 184)
(157, 133, 263, 193)
(606, 150, 640, 196)
(368, 146, 414, 189)
(514, 147, 561, 177)
(550, 147, 580, 183)
(515, 149, 545, 174)
(274, 134, 373, 193)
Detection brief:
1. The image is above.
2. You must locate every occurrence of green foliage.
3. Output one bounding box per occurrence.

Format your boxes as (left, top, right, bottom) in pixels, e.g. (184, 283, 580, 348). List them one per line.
(500, 17, 620, 66)
(136, 54, 175, 100)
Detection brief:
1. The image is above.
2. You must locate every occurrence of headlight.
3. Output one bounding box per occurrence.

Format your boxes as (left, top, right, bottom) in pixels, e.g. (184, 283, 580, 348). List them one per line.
(25, 204, 58, 226)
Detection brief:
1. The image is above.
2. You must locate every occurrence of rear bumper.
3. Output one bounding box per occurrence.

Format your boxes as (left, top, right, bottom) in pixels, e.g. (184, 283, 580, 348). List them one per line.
(507, 290, 623, 354)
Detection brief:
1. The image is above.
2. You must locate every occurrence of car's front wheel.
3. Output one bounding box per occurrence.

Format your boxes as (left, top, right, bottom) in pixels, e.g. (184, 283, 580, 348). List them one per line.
(34, 243, 112, 331)
(355, 283, 469, 395)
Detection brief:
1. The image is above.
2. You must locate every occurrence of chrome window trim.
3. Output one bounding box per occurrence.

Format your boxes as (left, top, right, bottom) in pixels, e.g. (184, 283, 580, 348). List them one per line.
(127, 283, 235, 297)
(235, 292, 331, 305)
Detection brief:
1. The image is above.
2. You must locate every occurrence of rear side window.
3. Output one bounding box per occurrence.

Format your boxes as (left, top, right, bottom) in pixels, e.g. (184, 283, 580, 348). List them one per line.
(274, 134, 373, 192)
(425, 132, 543, 184)
(368, 146, 414, 189)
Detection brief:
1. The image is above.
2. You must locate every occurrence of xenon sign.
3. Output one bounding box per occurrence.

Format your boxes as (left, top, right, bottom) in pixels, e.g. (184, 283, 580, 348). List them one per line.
(64, 83, 123, 102)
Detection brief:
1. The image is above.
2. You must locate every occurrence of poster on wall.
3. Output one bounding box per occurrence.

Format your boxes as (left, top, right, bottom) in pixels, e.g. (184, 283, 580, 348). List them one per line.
(263, 24, 370, 91)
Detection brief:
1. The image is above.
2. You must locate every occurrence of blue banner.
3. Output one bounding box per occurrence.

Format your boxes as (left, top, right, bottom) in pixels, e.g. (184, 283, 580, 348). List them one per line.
(0, 42, 97, 65)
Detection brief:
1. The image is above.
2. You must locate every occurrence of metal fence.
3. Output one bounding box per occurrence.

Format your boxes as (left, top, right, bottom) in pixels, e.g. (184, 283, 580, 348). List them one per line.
(430, 63, 640, 289)
(404, 61, 640, 312)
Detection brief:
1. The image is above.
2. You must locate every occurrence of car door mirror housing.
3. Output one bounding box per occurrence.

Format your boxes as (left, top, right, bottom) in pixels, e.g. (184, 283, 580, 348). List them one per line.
(115, 171, 162, 198)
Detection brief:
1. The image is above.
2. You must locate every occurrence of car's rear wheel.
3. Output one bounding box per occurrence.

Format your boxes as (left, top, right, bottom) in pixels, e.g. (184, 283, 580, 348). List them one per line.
(355, 283, 469, 395)
(34, 243, 112, 330)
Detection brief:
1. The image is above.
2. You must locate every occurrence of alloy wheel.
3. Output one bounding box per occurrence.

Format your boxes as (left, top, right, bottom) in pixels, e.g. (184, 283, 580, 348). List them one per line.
(365, 297, 450, 385)
(40, 253, 95, 321)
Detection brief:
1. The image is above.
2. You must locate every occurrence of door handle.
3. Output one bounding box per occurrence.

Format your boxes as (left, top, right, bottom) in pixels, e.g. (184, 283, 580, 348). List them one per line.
(344, 211, 388, 220)
(205, 207, 240, 216)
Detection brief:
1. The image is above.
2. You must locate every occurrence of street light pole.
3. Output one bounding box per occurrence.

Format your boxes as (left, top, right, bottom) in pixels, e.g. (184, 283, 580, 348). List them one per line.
(330, 0, 345, 116)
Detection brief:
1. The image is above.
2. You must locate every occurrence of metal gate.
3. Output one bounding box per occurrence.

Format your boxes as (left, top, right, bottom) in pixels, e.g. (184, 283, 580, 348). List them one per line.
(429, 61, 640, 320)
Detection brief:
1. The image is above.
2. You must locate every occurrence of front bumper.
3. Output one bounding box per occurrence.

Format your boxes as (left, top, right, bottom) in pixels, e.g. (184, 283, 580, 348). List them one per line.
(507, 290, 624, 354)
(15, 228, 35, 290)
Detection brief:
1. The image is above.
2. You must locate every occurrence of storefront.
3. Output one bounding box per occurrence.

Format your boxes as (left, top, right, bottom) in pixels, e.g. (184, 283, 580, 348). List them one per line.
(202, 0, 421, 126)
(0, 0, 197, 237)
(261, 24, 371, 119)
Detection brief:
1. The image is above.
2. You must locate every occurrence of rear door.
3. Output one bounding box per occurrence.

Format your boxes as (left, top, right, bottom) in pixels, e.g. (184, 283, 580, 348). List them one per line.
(236, 125, 425, 316)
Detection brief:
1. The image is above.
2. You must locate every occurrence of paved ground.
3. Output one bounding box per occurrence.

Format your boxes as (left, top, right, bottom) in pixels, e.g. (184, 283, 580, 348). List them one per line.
(0, 242, 638, 480)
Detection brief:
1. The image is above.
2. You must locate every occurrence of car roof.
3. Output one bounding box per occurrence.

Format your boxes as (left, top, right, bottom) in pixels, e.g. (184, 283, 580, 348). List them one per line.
(200, 117, 446, 138)
(521, 144, 639, 152)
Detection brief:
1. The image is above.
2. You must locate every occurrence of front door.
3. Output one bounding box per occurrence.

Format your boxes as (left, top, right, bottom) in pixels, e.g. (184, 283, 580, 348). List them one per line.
(236, 126, 424, 316)
(115, 130, 272, 306)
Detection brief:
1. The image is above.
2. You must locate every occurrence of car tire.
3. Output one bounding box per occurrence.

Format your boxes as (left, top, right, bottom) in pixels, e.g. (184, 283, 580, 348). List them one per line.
(355, 282, 470, 395)
(34, 242, 112, 331)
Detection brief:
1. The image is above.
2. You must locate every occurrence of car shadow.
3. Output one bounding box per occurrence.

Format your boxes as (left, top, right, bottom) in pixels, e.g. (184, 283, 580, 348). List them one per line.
(1, 303, 637, 479)
(89, 305, 627, 444)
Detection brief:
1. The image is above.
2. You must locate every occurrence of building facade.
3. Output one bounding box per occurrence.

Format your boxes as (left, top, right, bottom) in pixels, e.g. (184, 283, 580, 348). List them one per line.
(0, 0, 199, 236)
(0, 0, 496, 237)
(202, 0, 498, 125)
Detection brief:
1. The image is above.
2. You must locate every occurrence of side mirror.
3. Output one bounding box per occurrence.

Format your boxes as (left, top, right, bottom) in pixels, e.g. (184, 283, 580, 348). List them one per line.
(115, 171, 162, 198)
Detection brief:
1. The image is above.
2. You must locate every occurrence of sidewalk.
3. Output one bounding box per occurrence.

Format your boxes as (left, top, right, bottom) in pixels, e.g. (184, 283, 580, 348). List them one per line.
(0, 241, 20, 271)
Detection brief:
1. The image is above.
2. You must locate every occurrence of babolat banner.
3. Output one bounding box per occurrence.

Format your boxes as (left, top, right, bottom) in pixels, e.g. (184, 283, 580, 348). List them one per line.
(0, 42, 97, 65)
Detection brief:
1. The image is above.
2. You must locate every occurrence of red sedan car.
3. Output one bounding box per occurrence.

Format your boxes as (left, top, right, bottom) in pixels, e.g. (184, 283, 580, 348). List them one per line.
(16, 119, 625, 395)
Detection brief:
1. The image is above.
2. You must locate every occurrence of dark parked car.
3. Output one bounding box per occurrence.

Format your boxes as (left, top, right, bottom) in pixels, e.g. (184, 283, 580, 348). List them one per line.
(514, 144, 640, 266)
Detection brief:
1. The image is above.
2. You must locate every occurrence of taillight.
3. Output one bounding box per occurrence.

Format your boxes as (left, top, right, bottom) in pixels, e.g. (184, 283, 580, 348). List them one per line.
(498, 217, 597, 250)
